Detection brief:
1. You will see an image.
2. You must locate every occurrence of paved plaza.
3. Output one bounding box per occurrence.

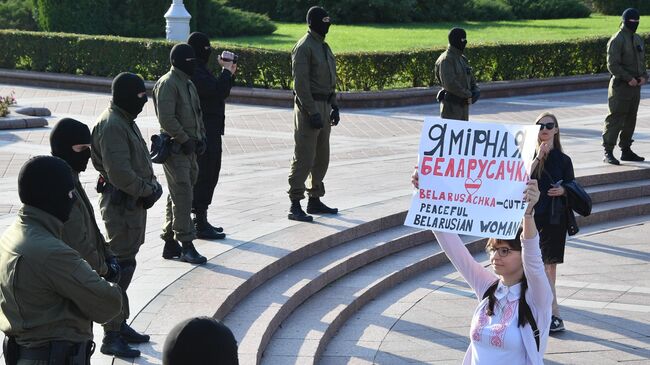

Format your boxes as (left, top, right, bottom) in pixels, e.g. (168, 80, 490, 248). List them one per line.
(0, 82, 648, 364)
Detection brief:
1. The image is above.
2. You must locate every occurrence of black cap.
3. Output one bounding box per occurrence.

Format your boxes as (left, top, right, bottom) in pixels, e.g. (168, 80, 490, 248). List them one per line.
(162, 317, 238, 365)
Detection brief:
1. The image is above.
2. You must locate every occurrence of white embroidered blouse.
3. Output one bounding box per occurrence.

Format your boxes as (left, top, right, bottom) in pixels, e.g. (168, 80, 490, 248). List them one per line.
(433, 231, 553, 365)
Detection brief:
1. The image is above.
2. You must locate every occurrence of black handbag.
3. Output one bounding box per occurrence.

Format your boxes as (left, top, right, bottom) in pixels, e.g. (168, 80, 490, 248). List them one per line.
(566, 208, 579, 236)
(564, 180, 592, 217)
(150, 132, 173, 164)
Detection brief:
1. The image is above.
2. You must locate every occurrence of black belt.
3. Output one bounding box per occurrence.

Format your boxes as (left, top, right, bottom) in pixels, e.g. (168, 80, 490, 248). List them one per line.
(443, 90, 469, 105)
(18, 345, 49, 360)
(312, 93, 333, 102)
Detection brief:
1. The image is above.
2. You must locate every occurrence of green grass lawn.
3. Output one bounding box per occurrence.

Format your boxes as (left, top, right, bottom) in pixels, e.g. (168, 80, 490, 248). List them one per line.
(215, 14, 628, 53)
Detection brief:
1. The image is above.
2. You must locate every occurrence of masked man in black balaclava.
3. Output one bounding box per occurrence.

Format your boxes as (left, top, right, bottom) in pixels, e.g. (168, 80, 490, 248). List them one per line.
(602, 7, 647, 165)
(92, 72, 163, 357)
(434, 27, 480, 121)
(153, 44, 208, 264)
(0, 156, 123, 363)
(187, 32, 236, 240)
(287, 6, 340, 222)
(51, 117, 121, 285)
(162, 317, 239, 365)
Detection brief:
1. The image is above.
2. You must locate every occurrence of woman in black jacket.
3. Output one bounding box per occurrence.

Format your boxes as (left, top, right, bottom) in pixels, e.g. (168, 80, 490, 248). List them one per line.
(530, 112, 575, 334)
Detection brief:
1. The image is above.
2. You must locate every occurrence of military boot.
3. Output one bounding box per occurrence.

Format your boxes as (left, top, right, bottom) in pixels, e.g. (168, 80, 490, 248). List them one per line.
(603, 150, 620, 165)
(100, 332, 141, 358)
(307, 197, 339, 215)
(193, 211, 225, 240)
(180, 241, 207, 265)
(288, 199, 313, 222)
(162, 238, 182, 260)
(120, 321, 150, 343)
(621, 147, 645, 162)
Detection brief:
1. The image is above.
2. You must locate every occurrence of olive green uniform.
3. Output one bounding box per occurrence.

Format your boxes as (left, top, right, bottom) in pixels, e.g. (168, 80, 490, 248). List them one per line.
(434, 46, 479, 121)
(288, 30, 338, 201)
(61, 172, 112, 276)
(91, 103, 157, 331)
(0, 205, 122, 363)
(153, 67, 205, 242)
(603, 26, 648, 151)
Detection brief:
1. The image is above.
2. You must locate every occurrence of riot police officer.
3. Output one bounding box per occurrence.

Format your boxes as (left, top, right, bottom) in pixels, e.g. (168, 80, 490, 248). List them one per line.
(602, 8, 647, 165)
(435, 27, 480, 121)
(0, 156, 122, 365)
(92, 72, 163, 357)
(153, 43, 208, 264)
(288, 6, 340, 222)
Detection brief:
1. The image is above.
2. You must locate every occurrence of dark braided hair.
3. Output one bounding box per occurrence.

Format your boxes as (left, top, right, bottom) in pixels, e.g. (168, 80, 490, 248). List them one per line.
(484, 227, 534, 328)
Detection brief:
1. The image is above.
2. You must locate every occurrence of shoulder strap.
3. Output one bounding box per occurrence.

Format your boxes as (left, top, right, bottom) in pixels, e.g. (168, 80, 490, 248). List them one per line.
(521, 301, 540, 351)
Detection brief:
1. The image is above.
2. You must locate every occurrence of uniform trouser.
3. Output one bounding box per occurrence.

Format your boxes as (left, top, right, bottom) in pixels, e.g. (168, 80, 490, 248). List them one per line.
(162, 152, 199, 242)
(440, 100, 469, 121)
(602, 84, 641, 151)
(288, 101, 331, 201)
(98, 193, 147, 332)
(192, 135, 222, 213)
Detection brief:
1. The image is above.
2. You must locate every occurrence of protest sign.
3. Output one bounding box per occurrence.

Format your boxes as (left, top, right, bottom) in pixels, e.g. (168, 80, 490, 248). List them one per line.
(405, 117, 538, 239)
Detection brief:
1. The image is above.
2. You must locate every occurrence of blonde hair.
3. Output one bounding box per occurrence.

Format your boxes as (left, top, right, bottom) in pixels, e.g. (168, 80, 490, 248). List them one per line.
(534, 112, 563, 178)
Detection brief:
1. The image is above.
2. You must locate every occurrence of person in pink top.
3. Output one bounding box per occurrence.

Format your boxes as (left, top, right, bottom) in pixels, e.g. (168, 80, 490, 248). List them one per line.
(412, 172, 553, 364)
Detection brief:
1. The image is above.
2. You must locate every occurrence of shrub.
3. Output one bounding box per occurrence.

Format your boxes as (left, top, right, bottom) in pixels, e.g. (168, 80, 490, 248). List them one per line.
(0, 91, 16, 117)
(468, 0, 515, 21)
(226, 0, 277, 17)
(33, 0, 110, 34)
(411, 0, 473, 22)
(1, 29, 643, 91)
(0, 0, 38, 31)
(505, 0, 591, 19)
(195, 1, 276, 37)
(591, 0, 650, 15)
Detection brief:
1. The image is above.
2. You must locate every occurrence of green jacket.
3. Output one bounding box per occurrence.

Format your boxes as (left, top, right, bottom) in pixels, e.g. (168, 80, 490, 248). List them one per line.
(607, 26, 648, 83)
(0, 205, 122, 347)
(91, 103, 157, 198)
(435, 46, 479, 99)
(153, 67, 205, 144)
(292, 30, 338, 115)
(61, 173, 111, 275)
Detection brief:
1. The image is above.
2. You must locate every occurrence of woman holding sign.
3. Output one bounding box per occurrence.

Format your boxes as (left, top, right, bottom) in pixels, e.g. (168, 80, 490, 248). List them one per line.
(530, 112, 575, 333)
(411, 172, 552, 364)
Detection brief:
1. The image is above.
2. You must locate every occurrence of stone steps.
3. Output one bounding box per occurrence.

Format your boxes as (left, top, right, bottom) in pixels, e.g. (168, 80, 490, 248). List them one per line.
(259, 236, 485, 365)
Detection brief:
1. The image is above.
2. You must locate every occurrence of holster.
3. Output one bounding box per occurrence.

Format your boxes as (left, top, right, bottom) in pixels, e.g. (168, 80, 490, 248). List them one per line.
(49, 340, 93, 365)
(442, 90, 468, 105)
(150, 132, 173, 163)
(99, 178, 136, 210)
(3, 336, 18, 365)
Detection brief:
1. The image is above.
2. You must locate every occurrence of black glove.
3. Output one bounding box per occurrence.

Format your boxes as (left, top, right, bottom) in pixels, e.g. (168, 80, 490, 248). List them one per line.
(104, 256, 121, 283)
(330, 105, 340, 126)
(471, 90, 480, 104)
(308, 113, 323, 129)
(141, 182, 163, 209)
(181, 139, 196, 155)
(196, 138, 207, 155)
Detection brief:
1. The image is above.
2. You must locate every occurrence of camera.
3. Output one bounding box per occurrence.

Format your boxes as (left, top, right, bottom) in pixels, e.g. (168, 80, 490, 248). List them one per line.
(221, 51, 238, 64)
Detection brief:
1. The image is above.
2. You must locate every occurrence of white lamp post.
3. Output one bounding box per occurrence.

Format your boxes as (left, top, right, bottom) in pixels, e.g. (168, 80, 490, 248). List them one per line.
(165, 0, 192, 42)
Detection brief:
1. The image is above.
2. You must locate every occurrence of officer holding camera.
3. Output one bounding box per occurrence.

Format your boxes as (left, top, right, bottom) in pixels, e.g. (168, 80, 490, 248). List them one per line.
(187, 32, 236, 240)
(435, 27, 480, 121)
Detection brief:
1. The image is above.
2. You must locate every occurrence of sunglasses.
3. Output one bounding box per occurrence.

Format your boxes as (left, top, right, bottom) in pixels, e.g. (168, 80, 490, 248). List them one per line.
(489, 247, 521, 257)
(537, 122, 556, 131)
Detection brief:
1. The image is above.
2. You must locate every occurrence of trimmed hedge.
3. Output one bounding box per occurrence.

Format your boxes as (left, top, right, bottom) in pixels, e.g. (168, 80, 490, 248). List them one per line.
(1, 29, 647, 91)
(0, 0, 39, 31)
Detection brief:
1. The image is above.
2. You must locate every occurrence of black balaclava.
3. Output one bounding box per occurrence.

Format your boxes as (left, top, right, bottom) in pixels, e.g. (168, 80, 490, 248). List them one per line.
(50, 118, 91, 173)
(18, 156, 75, 223)
(162, 317, 238, 365)
(623, 8, 640, 33)
(448, 27, 467, 52)
(187, 32, 212, 64)
(307, 6, 330, 37)
(112, 72, 147, 117)
(170, 43, 197, 77)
